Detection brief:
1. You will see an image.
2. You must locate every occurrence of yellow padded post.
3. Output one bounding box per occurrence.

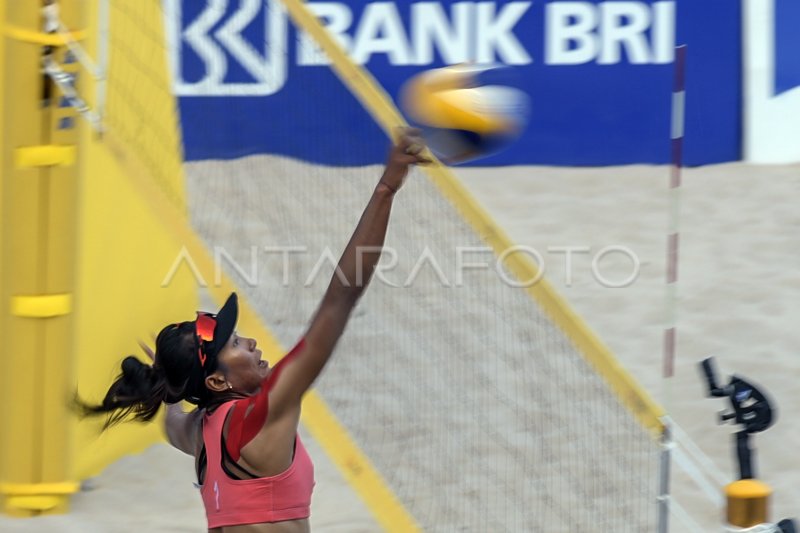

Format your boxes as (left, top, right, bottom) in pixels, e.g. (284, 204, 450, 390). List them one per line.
(0, 0, 81, 517)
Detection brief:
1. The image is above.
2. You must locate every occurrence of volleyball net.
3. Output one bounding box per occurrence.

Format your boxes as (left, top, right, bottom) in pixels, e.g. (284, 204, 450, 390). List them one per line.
(4, 0, 677, 529)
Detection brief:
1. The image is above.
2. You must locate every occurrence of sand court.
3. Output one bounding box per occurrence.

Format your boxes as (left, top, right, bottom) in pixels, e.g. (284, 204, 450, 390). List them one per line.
(1, 162, 796, 532)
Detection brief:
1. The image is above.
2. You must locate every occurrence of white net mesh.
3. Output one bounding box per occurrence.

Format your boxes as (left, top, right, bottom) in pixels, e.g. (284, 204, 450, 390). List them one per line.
(186, 152, 661, 531)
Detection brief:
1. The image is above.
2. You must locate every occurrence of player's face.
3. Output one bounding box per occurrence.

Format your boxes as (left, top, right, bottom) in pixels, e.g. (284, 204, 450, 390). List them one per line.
(218, 331, 270, 393)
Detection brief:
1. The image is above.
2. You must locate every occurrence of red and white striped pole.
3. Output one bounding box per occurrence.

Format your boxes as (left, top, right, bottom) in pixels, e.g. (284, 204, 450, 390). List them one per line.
(663, 44, 687, 383)
(658, 45, 687, 533)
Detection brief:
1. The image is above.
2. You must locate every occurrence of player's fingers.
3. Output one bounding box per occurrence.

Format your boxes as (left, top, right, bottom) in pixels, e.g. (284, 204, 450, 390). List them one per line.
(396, 130, 424, 151)
(398, 151, 432, 166)
(404, 141, 424, 155)
(395, 126, 422, 140)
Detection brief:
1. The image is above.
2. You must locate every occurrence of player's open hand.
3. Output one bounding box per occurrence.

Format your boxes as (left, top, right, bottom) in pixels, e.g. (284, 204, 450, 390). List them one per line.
(380, 128, 432, 193)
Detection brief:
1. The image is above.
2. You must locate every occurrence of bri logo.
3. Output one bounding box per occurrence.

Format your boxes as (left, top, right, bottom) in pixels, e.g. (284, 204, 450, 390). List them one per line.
(165, 0, 533, 96)
(164, 0, 288, 96)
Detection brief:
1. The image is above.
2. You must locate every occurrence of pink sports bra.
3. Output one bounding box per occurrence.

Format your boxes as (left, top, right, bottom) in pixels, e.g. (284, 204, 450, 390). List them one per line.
(199, 340, 315, 528)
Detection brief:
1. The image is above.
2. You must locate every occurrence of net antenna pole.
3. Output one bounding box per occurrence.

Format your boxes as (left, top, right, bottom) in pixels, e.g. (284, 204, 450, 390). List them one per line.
(658, 43, 687, 533)
(663, 44, 686, 401)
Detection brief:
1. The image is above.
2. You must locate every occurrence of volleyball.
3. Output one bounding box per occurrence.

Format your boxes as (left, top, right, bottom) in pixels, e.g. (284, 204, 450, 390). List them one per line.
(399, 64, 529, 164)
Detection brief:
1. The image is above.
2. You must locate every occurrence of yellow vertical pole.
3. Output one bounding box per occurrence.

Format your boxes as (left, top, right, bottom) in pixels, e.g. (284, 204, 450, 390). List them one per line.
(39, 0, 81, 514)
(0, 0, 48, 517)
(0, 0, 81, 516)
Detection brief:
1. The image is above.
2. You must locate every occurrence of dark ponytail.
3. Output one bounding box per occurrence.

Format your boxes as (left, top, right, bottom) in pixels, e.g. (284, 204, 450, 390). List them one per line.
(78, 355, 168, 429)
(78, 321, 213, 429)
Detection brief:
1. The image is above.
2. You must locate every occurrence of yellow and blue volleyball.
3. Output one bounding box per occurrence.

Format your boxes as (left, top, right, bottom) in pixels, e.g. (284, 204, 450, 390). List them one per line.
(400, 64, 529, 164)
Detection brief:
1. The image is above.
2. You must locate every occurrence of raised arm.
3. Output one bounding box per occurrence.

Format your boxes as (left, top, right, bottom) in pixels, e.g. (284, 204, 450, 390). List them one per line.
(267, 130, 429, 415)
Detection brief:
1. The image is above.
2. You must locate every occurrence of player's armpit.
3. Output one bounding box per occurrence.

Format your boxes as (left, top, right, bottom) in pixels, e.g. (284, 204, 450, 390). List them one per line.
(164, 403, 201, 455)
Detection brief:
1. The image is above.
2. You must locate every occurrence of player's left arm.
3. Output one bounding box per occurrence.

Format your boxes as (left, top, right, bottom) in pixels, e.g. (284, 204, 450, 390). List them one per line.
(164, 403, 201, 456)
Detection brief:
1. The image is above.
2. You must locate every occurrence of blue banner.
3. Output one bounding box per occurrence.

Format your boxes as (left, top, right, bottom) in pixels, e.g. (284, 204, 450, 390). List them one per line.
(167, 0, 742, 166)
(775, 0, 800, 96)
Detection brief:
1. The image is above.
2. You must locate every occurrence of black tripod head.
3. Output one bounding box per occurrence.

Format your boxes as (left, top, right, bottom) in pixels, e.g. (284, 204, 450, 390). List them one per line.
(700, 357, 774, 435)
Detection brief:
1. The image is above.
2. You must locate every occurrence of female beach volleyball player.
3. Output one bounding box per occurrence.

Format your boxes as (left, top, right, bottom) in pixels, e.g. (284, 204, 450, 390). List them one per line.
(81, 130, 430, 532)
